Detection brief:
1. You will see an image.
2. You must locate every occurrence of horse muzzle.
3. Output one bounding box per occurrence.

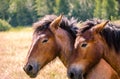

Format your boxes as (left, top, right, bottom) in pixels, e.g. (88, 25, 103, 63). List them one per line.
(23, 61, 40, 78)
(67, 65, 84, 79)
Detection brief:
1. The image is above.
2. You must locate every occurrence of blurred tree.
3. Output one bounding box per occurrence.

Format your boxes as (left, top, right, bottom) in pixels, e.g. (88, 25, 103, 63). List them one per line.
(35, 0, 49, 17)
(116, 0, 120, 18)
(26, 0, 38, 23)
(69, 0, 95, 21)
(0, 0, 10, 20)
(94, 0, 102, 18)
(58, 0, 70, 15)
(94, 0, 119, 20)
(35, 0, 70, 17)
(0, 0, 120, 27)
(8, 0, 37, 26)
(46, 0, 55, 14)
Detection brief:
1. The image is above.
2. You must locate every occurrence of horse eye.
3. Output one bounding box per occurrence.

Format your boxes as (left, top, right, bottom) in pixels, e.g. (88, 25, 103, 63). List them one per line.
(80, 42, 87, 47)
(42, 39, 48, 43)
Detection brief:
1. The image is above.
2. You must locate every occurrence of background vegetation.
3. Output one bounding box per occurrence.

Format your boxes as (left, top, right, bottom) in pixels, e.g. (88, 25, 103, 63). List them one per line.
(0, 0, 120, 28)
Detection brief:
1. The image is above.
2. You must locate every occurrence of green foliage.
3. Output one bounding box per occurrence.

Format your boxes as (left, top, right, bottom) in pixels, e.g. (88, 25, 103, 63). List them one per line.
(35, 0, 70, 17)
(35, 0, 49, 17)
(57, 0, 70, 15)
(70, 0, 95, 21)
(94, 0, 102, 18)
(0, 0, 120, 27)
(46, 0, 55, 14)
(0, 19, 11, 31)
(94, 0, 119, 20)
(0, 0, 10, 20)
(8, 0, 37, 26)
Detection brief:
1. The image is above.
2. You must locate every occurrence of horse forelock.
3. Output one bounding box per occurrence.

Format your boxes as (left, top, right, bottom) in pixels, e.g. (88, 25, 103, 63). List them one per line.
(33, 14, 78, 39)
(33, 15, 57, 33)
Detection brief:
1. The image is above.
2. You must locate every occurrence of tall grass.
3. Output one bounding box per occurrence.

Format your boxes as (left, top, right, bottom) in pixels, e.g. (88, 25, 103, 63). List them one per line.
(0, 27, 68, 79)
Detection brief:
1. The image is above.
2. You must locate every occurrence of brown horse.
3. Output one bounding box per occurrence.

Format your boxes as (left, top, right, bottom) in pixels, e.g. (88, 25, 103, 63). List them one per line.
(23, 15, 77, 78)
(23, 15, 119, 79)
(67, 19, 120, 79)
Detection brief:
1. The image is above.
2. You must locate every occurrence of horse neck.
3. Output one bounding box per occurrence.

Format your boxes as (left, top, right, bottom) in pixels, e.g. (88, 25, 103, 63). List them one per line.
(101, 27, 120, 76)
(103, 48, 120, 76)
(56, 30, 75, 67)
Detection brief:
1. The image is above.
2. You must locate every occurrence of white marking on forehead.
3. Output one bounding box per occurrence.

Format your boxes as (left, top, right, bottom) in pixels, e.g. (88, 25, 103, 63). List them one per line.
(74, 37, 85, 49)
(26, 34, 47, 59)
(39, 34, 46, 38)
(79, 37, 85, 42)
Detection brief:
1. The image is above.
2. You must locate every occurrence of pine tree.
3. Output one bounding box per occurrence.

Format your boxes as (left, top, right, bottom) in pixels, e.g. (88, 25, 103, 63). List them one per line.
(0, 0, 10, 20)
(94, 0, 119, 20)
(58, 0, 70, 15)
(70, 0, 95, 21)
(35, 0, 49, 17)
(94, 0, 102, 18)
(9, 0, 37, 26)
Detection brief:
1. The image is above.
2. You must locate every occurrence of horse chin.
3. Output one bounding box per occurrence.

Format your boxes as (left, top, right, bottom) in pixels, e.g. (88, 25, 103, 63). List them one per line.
(28, 68, 40, 78)
(29, 73, 37, 78)
(69, 75, 84, 79)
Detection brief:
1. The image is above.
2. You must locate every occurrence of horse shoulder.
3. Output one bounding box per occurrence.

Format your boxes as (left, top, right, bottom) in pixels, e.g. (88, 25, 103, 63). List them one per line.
(85, 59, 119, 79)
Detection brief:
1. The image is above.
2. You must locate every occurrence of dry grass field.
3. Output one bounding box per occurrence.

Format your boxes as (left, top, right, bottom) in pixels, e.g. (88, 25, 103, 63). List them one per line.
(0, 27, 68, 79)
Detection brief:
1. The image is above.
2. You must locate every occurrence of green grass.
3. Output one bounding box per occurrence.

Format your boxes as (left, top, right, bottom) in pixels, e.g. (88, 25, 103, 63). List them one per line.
(9, 26, 33, 32)
(0, 27, 68, 79)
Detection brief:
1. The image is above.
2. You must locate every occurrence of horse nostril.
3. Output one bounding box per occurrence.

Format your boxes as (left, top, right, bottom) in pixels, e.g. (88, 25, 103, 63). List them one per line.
(27, 65, 33, 72)
(68, 67, 76, 79)
(69, 71, 74, 79)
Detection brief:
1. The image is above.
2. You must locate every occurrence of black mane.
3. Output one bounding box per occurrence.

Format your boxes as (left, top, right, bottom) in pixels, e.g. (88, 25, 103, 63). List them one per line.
(80, 19, 120, 52)
(33, 15, 78, 39)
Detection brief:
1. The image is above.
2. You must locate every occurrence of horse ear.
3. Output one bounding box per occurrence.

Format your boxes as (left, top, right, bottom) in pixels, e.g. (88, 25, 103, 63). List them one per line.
(93, 21, 109, 34)
(50, 14, 63, 33)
